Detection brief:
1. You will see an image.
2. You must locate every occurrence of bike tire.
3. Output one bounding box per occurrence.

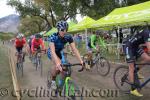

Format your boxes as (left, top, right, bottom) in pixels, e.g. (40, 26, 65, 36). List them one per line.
(39, 59, 43, 76)
(20, 61, 24, 77)
(96, 57, 110, 76)
(113, 65, 130, 93)
(35, 57, 38, 71)
(63, 80, 83, 100)
(47, 71, 52, 89)
(16, 56, 24, 77)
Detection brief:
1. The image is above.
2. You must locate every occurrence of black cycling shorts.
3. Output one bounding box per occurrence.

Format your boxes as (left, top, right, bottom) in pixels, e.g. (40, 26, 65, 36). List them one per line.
(16, 47, 23, 53)
(123, 42, 144, 63)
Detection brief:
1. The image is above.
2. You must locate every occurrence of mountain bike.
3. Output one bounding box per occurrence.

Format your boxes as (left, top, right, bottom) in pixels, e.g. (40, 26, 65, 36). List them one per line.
(33, 49, 45, 76)
(113, 62, 150, 93)
(16, 52, 24, 77)
(47, 63, 83, 100)
(82, 51, 110, 76)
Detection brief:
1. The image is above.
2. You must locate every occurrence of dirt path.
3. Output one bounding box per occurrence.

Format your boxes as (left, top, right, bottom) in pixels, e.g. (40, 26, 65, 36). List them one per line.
(14, 52, 150, 100)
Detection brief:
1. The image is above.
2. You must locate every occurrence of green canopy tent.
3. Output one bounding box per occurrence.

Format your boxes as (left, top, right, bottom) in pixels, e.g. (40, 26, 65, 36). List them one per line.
(45, 27, 57, 36)
(89, 1, 150, 29)
(68, 16, 96, 32)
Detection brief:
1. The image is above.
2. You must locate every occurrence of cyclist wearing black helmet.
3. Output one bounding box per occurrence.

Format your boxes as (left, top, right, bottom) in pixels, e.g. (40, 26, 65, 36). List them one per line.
(123, 27, 150, 96)
(31, 34, 45, 54)
(47, 20, 84, 90)
(86, 30, 105, 69)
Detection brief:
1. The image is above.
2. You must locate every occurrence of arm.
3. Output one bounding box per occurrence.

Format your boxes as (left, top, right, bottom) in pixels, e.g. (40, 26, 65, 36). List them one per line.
(146, 42, 150, 54)
(70, 42, 83, 64)
(31, 39, 34, 53)
(40, 39, 46, 50)
(98, 37, 107, 49)
(90, 35, 96, 50)
(49, 42, 62, 71)
(23, 38, 28, 53)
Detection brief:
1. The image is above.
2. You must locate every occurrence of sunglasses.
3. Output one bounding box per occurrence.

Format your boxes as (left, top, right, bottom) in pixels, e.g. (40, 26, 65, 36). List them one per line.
(60, 28, 68, 32)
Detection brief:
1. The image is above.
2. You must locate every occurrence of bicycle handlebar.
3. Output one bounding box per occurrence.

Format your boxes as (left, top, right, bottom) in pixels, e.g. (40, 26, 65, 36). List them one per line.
(61, 63, 84, 72)
(135, 63, 150, 65)
(61, 63, 82, 67)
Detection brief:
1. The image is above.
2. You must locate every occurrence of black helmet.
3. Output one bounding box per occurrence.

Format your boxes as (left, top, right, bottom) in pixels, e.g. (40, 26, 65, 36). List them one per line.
(35, 34, 42, 39)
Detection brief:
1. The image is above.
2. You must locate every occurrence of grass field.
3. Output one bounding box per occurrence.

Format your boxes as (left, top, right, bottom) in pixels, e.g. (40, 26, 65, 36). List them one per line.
(0, 44, 16, 100)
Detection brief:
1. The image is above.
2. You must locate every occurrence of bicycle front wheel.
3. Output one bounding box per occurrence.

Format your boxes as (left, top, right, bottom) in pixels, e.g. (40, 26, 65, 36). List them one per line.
(96, 57, 110, 76)
(113, 65, 130, 93)
(39, 59, 43, 76)
(47, 71, 52, 89)
(63, 80, 83, 100)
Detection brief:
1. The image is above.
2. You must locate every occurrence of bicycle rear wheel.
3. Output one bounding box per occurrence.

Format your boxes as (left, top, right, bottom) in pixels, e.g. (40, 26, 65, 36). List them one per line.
(96, 57, 110, 76)
(113, 65, 130, 93)
(63, 80, 83, 100)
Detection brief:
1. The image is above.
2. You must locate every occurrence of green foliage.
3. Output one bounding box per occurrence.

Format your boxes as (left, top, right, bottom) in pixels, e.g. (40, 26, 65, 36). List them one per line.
(18, 16, 45, 35)
(7, 0, 150, 30)
(117, 0, 150, 6)
(0, 32, 15, 40)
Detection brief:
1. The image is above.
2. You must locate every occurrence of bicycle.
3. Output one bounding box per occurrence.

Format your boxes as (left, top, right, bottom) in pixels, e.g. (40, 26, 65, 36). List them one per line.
(47, 51, 84, 100)
(33, 49, 45, 76)
(113, 62, 150, 93)
(82, 51, 110, 76)
(47, 63, 83, 100)
(16, 52, 24, 77)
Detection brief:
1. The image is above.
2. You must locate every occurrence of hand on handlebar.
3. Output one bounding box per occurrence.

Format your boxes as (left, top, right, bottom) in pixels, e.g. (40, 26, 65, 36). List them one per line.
(56, 64, 63, 72)
(78, 61, 85, 72)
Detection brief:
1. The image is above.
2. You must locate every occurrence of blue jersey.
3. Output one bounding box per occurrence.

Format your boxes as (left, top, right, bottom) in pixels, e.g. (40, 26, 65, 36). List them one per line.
(47, 32, 73, 59)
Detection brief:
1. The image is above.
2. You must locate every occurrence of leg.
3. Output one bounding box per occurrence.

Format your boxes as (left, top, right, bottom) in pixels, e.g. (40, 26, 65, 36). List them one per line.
(128, 63, 135, 89)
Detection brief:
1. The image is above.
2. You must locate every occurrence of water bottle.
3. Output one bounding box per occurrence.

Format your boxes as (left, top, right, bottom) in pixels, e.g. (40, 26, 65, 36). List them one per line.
(57, 75, 64, 87)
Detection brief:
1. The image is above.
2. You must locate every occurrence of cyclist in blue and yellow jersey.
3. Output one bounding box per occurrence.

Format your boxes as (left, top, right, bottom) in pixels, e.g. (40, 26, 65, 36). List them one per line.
(123, 26, 150, 96)
(47, 20, 84, 90)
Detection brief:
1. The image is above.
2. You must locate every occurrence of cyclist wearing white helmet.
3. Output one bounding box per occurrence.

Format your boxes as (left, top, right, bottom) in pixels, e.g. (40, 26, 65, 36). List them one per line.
(47, 20, 84, 90)
(14, 33, 27, 62)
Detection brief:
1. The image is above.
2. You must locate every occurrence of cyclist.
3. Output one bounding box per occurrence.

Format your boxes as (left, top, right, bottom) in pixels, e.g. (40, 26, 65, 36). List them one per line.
(86, 30, 105, 69)
(27, 35, 34, 55)
(47, 20, 84, 90)
(123, 27, 150, 96)
(31, 34, 46, 55)
(14, 33, 27, 63)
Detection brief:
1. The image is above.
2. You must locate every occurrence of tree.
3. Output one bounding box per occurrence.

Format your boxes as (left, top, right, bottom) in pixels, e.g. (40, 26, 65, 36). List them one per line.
(18, 16, 45, 35)
(7, 0, 79, 28)
(117, 0, 149, 6)
(7, 0, 52, 30)
(77, 0, 120, 19)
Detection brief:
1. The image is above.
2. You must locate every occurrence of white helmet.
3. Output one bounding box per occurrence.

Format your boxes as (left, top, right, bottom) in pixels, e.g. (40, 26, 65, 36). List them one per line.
(17, 33, 24, 39)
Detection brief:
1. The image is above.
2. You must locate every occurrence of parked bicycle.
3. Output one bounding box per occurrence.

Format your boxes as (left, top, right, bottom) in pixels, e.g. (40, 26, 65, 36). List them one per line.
(82, 51, 110, 76)
(113, 62, 150, 93)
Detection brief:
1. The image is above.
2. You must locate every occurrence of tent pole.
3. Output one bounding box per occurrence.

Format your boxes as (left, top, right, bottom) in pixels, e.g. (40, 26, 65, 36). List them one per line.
(85, 29, 88, 51)
(117, 26, 120, 60)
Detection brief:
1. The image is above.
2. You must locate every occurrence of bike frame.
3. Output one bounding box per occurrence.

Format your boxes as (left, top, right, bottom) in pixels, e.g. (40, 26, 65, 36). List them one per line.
(92, 52, 100, 65)
(134, 63, 150, 89)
